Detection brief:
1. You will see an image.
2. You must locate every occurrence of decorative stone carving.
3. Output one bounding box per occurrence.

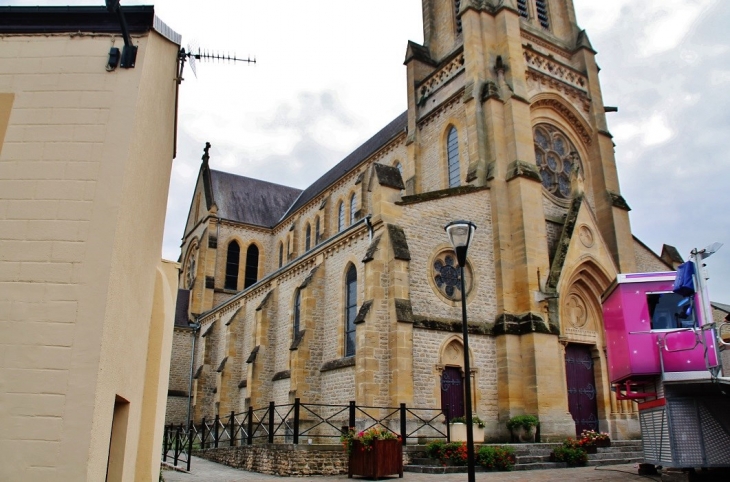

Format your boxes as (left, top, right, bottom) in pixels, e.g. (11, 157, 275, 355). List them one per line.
(578, 225, 594, 248)
(418, 53, 465, 104)
(566, 293, 588, 328)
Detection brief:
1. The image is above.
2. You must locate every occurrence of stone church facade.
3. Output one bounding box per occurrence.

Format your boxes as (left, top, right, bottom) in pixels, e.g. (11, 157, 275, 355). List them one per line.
(168, 0, 671, 441)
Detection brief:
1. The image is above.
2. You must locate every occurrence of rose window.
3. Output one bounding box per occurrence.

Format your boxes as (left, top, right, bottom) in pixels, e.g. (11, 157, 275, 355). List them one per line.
(432, 251, 473, 302)
(534, 124, 582, 199)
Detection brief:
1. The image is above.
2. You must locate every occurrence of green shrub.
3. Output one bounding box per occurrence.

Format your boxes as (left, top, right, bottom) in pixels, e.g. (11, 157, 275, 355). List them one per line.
(477, 445, 516, 471)
(551, 445, 588, 466)
(506, 415, 539, 431)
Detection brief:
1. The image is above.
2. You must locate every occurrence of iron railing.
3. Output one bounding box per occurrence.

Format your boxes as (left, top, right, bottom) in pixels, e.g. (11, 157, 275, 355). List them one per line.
(164, 399, 449, 458)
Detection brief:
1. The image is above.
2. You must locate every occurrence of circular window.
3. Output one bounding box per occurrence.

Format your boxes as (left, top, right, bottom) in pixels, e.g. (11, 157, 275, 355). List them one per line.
(431, 250, 473, 303)
(534, 124, 582, 199)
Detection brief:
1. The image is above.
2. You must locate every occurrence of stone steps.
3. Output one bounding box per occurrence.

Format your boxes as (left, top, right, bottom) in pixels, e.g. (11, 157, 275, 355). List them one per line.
(404, 441, 644, 474)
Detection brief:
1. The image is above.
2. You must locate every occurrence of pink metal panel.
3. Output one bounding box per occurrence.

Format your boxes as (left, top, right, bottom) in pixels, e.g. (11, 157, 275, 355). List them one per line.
(602, 272, 718, 384)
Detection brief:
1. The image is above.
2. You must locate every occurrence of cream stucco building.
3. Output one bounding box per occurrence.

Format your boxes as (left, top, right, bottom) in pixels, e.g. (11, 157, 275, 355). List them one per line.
(169, 0, 675, 443)
(1, 6, 180, 481)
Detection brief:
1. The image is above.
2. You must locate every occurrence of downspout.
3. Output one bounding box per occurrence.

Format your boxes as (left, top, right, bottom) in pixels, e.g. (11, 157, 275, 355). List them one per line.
(186, 319, 201, 430)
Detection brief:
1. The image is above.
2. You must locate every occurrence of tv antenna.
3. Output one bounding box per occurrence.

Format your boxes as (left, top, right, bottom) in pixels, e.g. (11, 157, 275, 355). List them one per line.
(176, 42, 256, 84)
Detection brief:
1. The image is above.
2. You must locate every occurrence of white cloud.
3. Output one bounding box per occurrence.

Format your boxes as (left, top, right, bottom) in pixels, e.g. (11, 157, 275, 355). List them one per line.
(637, 0, 718, 57)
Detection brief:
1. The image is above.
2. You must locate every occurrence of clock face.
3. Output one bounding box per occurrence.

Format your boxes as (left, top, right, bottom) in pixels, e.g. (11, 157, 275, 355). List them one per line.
(185, 248, 197, 289)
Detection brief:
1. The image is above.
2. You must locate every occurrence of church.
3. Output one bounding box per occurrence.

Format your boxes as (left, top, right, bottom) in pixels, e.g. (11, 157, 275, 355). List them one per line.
(167, 0, 673, 441)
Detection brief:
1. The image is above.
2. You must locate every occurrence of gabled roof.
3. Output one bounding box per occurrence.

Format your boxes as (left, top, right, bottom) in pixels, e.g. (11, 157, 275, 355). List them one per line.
(210, 170, 302, 228)
(281, 111, 408, 219)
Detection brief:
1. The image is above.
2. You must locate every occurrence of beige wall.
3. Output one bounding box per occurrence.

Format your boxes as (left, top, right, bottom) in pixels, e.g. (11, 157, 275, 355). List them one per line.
(0, 29, 179, 482)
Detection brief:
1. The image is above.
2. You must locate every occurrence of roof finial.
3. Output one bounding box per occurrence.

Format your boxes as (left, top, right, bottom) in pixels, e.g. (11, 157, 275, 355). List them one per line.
(202, 142, 211, 166)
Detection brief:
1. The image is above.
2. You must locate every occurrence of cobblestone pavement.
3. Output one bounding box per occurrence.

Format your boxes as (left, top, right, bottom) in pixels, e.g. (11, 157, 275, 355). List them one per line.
(162, 457, 661, 482)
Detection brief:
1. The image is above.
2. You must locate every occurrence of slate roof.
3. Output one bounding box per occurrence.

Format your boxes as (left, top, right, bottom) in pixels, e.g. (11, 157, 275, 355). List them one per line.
(210, 170, 302, 228)
(203, 111, 406, 230)
(281, 111, 408, 219)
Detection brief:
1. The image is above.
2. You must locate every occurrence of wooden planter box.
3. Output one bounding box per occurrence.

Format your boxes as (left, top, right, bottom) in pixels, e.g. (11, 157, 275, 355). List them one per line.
(348, 439, 403, 479)
(450, 423, 485, 442)
(595, 439, 611, 448)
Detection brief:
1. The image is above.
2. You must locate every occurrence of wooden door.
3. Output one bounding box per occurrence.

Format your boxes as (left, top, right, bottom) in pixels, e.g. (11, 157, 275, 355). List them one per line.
(565, 344, 599, 436)
(440, 366, 464, 419)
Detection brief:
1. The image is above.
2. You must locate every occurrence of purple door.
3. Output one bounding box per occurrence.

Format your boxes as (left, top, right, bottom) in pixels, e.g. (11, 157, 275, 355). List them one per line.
(441, 367, 464, 420)
(565, 344, 599, 436)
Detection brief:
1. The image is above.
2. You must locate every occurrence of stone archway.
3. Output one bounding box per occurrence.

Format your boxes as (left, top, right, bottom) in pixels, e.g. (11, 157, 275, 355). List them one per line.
(436, 338, 477, 420)
(559, 260, 626, 437)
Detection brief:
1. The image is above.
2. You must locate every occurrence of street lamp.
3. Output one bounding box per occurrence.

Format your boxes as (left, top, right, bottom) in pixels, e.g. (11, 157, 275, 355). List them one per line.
(444, 221, 477, 482)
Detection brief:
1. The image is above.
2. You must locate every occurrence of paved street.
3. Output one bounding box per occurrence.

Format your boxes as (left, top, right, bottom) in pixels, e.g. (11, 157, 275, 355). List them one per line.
(162, 457, 659, 482)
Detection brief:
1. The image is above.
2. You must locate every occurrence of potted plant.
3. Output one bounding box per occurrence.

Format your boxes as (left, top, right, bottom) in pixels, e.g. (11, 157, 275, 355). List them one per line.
(506, 415, 539, 443)
(341, 427, 403, 478)
(449, 415, 485, 442)
(581, 429, 611, 447)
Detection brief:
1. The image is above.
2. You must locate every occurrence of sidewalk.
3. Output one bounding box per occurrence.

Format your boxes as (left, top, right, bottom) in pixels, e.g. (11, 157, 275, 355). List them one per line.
(162, 457, 659, 482)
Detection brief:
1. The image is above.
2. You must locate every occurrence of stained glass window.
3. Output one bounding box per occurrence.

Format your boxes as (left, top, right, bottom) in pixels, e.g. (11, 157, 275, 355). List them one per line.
(447, 127, 460, 188)
(432, 251, 473, 302)
(349, 193, 357, 226)
(345, 265, 357, 357)
(244, 244, 258, 289)
(533, 124, 582, 199)
(338, 201, 344, 232)
(225, 241, 240, 290)
(293, 289, 301, 336)
(305, 223, 311, 251)
(315, 216, 320, 245)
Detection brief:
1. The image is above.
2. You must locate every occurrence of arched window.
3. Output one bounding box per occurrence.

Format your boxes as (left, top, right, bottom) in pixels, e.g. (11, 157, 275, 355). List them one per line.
(344, 265, 357, 357)
(315, 216, 321, 245)
(454, 1, 462, 35)
(349, 193, 357, 226)
(338, 201, 345, 232)
(244, 244, 259, 289)
(305, 223, 311, 251)
(278, 241, 284, 268)
(517, 0, 528, 18)
(447, 127, 460, 188)
(293, 289, 301, 337)
(533, 123, 582, 199)
(536, 0, 550, 29)
(225, 241, 240, 290)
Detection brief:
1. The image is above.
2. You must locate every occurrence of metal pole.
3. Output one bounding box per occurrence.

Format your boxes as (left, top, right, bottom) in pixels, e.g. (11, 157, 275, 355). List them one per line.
(460, 266, 476, 482)
(186, 322, 200, 432)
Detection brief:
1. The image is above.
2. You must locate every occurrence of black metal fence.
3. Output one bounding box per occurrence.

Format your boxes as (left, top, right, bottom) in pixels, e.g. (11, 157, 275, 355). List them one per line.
(162, 399, 450, 469)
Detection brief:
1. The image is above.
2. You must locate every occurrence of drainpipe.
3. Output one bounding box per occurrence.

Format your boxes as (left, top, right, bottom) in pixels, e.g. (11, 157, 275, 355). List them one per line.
(186, 319, 201, 431)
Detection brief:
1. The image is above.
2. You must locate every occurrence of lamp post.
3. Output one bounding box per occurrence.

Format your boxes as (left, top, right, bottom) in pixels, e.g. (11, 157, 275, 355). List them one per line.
(444, 221, 477, 482)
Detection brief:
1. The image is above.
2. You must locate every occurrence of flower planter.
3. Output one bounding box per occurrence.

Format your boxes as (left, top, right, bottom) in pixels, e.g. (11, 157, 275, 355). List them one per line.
(348, 439, 403, 479)
(584, 445, 598, 454)
(595, 439, 611, 448)
(510, 426, 536, 443)
(449, 422, 485, 442)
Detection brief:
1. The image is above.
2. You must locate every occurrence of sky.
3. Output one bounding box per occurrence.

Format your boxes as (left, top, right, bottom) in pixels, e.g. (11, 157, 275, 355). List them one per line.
(6, 1, 730, 304)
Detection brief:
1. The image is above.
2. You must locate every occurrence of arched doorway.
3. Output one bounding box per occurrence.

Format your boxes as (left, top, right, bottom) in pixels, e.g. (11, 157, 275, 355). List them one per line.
(565, 343, 599, 435)
(440, 366, 464, 419)
(437, 338, 473, 420)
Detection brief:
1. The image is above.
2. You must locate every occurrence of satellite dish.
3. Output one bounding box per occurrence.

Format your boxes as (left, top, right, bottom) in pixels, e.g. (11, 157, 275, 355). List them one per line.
(187, 40, 199, 79)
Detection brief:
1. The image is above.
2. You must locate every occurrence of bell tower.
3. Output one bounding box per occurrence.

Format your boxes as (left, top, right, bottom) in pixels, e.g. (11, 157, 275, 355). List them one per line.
(406, 0, 638, 439)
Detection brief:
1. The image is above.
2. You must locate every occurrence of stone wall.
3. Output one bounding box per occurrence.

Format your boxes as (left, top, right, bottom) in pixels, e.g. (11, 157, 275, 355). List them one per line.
(194, 444, 419, 476)
(633, 239, 671, 273)
(195, 444, 349, 476)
